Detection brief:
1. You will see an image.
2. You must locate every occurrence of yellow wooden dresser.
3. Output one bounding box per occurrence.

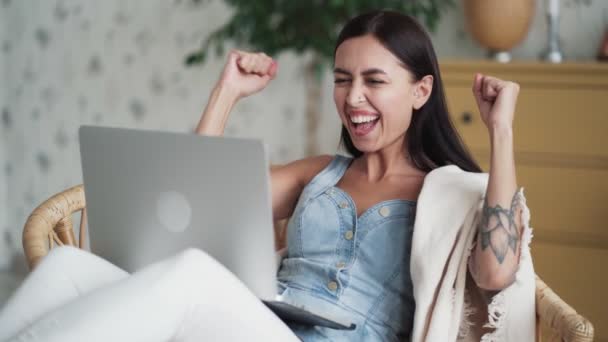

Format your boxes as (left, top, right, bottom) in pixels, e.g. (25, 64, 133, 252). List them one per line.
(440, 60, 608, 341)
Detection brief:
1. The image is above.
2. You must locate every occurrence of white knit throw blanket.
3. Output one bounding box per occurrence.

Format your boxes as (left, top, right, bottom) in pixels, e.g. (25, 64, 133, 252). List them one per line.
(410, 165, 536, 342)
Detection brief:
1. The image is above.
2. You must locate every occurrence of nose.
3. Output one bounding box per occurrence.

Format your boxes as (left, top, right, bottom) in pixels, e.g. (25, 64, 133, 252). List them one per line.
(346, 82, 365, 107)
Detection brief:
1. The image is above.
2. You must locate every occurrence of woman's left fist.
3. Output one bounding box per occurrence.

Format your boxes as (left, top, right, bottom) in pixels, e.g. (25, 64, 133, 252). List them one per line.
(472, 73, 520, 132)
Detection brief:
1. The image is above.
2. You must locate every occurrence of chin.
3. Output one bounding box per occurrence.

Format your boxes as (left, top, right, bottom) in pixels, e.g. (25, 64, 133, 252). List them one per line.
(351, 140, 380, 154)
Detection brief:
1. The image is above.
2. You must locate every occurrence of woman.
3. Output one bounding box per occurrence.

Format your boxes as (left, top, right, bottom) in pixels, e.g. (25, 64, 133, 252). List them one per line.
(0, 10, 534, 342)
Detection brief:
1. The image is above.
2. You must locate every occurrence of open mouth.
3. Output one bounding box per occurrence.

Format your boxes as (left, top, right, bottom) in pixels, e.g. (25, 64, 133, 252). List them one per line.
(349, 115, 380, 136)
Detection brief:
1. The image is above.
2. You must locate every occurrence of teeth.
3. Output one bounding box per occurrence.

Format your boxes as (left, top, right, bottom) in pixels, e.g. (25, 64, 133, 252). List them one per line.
(350, 115, 379, 124)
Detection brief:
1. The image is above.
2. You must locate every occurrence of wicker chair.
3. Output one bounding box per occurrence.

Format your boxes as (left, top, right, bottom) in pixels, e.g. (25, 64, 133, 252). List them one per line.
(23, 185, 595, 342)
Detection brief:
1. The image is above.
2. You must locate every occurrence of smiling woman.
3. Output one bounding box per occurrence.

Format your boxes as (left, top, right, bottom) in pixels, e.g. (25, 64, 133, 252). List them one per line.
(205, 12, 536, 341)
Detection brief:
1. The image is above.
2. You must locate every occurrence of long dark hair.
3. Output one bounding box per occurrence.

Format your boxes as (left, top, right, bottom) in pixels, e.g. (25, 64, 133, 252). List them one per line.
(335, 10, 481, 173)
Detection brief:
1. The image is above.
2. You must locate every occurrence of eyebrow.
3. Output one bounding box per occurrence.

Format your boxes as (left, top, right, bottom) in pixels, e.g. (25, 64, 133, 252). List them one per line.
(333, 67, 387, 76)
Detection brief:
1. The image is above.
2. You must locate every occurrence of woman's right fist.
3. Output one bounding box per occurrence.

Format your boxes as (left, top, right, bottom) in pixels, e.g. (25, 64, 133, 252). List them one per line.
(218, 50, 278, 100)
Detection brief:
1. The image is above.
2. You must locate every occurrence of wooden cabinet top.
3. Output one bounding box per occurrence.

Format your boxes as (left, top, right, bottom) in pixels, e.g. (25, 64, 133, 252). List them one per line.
(439, 60, 608, 88)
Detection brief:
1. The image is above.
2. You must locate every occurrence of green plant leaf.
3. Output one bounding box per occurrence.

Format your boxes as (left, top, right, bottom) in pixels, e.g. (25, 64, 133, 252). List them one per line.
(185, 0, 454, 67)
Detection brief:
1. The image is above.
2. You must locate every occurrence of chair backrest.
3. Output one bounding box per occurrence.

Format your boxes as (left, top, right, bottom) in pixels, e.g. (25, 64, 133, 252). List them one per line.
(535, 276, 594, 342)
(22, 185, 594, 341)
(22, 184, 87, 270)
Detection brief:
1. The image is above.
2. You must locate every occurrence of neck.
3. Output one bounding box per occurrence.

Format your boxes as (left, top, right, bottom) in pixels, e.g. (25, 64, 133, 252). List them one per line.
(353, 137, 418, 182)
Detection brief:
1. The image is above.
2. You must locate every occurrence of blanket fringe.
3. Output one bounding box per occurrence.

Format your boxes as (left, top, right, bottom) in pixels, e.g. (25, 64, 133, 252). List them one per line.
(457, 289, 476, 339)
(481, 291, 506, 341)
(516, 188, 534, 282)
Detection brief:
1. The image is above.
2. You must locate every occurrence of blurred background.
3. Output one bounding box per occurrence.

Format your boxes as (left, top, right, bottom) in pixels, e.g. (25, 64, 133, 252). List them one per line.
(1, 0, 607, 339)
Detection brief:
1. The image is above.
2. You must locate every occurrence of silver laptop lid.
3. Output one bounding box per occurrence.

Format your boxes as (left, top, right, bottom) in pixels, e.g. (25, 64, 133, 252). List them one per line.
(79, 125, 277, 300)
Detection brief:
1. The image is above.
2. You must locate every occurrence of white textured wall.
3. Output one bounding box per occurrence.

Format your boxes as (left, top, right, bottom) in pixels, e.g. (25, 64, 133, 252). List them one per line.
(1, 0, 606, 270)
(1, 4, 9, 269)
(0, 117, 7, 269)
(0, 0, 309, 269)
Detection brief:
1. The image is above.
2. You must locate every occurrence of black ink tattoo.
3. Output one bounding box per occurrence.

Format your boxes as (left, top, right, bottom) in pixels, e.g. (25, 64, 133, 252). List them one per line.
(479, 191, 522, 264)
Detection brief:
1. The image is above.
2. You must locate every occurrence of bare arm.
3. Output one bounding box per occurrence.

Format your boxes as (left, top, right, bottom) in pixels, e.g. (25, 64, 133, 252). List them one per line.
(270, 155, 333, 220)
(195, 84, 239, 136)
(469, 74, 524, 291)
(194, 50, 331, 223)
(195, 50, 276, 136)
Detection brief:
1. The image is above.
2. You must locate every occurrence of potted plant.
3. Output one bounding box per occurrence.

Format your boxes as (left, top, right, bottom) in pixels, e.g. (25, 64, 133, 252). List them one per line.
(186, 0, 454, 155)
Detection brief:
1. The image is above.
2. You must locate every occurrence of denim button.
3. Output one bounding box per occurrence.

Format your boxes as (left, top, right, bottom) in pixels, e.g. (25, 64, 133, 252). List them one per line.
(339, 201, 349, 209)
(328, 281, 338, 291)
(379, 206, 391, 217)
(336, 261, 346, 268)
(344, 230, 354, 240)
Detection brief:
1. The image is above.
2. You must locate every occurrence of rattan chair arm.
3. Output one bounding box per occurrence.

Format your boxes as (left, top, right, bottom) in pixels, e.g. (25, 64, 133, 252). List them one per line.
(22, 184, 86, 270)
(536, 275, 594, 342)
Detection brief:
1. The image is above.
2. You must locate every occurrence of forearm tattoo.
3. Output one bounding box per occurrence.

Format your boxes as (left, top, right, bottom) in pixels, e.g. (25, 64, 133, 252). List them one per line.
(479, 191, 522, 264)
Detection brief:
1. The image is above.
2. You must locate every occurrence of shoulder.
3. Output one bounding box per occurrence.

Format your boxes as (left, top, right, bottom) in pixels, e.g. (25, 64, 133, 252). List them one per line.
(271, 154, 334, 187)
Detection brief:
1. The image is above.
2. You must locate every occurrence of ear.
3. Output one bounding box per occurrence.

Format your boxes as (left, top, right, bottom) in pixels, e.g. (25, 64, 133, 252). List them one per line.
(413, 75, 434, 110)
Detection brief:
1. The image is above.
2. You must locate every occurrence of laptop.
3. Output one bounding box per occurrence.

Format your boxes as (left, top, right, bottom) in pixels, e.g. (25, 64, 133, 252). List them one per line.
(78, 125, 356, 330)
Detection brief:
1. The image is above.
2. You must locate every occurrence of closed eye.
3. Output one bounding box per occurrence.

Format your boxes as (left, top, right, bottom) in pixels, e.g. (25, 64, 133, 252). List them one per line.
(334, 78, 351, 84)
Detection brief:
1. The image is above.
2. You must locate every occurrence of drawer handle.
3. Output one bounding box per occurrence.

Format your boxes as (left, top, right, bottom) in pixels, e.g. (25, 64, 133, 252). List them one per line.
(461, 111, 473, 125)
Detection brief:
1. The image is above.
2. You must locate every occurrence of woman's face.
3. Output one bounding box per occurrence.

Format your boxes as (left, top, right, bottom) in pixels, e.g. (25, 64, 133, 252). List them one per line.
(333, 34, 418, 154)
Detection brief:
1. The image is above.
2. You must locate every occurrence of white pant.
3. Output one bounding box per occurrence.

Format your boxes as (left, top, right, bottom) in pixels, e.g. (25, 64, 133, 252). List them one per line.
(0, 246, 300, 342)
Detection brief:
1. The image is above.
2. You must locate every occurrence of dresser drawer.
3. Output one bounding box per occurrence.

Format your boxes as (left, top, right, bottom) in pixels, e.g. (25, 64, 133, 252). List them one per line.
(516, 164, 608, 238)
(445, 86, 608, 157)
(440, 60, 608, 159)
(472, 159, 608, 239)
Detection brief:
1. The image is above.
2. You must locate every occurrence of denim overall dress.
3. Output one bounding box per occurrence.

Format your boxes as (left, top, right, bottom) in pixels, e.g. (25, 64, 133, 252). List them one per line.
(277, 155, 416, 341)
